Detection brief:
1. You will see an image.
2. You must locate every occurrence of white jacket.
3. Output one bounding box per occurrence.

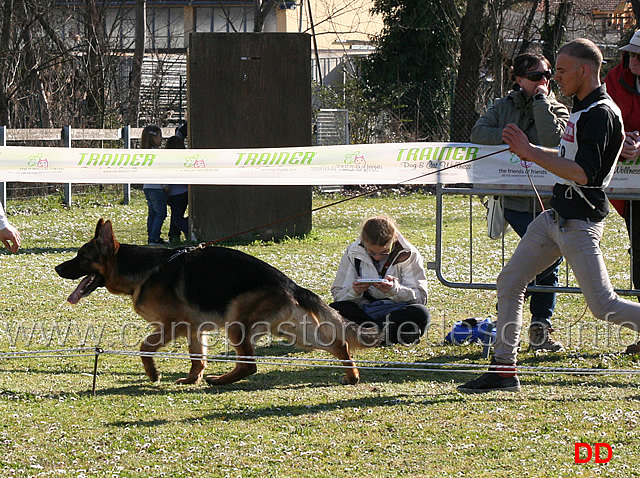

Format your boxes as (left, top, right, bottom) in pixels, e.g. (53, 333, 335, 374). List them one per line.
(0, 201, 9, 230)
(331, 232, 428, 306)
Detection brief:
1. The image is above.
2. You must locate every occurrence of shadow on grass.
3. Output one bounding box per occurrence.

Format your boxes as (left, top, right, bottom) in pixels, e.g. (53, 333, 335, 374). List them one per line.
(107, 377, 640, 429)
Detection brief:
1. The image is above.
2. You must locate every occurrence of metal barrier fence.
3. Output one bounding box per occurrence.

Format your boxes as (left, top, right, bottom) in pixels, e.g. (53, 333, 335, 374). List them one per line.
(0, 125, 176, 207)
(429, 183, 640, 297)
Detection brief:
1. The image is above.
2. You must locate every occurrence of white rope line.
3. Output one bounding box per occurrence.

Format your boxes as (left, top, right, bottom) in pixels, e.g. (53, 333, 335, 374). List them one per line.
(0, 348, 94, 355)
(0, 348, 96, 359)
(1, 347, 636, 376)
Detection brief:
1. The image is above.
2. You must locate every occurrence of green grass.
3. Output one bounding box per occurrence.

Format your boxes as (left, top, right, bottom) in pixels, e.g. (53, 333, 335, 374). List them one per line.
(0, 188, 639, 477)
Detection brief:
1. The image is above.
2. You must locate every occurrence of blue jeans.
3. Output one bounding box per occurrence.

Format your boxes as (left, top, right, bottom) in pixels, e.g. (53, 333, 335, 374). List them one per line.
(144, 188, 167, 242)
(504, 208, 561, 328)
(167, 192, 189, 241)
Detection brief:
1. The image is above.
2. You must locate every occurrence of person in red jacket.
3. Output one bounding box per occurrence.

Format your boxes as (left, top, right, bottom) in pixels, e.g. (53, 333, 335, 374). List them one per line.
(605, 32, 640, 286)
(605, 30, 640, 353)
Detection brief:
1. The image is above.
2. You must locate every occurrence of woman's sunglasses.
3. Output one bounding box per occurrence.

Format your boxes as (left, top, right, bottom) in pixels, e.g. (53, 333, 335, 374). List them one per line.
(524, 69, 552, 81)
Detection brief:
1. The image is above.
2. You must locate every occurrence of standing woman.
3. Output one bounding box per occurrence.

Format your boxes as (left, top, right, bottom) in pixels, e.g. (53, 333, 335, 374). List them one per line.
(141, 125, 167, 245)
(604, 31, 640, 352)
(471, 52, 570, 352)
(605, 32, 640, 292)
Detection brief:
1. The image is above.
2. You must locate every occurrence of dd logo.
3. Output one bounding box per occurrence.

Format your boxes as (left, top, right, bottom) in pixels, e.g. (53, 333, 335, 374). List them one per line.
(574, 443, 612, 464)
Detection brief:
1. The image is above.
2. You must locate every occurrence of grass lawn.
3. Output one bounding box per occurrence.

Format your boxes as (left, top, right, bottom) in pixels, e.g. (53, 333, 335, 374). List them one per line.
(0, 187, 639, 477)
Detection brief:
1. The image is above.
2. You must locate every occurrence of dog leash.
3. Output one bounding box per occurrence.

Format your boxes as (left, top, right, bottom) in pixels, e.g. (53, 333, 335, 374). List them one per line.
(201, 147, 511, 246)
(520, 158, 546, 212)
(152, 147, 511, 266)
(150, 243, 208, 271)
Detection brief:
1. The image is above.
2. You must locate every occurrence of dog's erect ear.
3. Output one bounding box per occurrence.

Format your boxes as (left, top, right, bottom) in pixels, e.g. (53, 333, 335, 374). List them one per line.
(94, 218, 105, 239)
(96, 220, 117, 254)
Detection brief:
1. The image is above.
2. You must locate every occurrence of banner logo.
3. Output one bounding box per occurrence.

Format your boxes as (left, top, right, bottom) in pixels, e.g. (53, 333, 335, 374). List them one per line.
(185, 154, 206, 168)
(344, 151, 366, 166)
(28, 153, 48, 168)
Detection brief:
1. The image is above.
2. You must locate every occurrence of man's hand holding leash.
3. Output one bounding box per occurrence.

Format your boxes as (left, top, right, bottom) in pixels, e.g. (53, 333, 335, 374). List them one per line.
(502, 123, 588, 185)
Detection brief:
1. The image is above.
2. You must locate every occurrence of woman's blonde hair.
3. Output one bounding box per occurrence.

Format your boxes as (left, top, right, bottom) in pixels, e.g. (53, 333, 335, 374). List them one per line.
(140, 125, 162, 149)
(361, 216, 398, 247)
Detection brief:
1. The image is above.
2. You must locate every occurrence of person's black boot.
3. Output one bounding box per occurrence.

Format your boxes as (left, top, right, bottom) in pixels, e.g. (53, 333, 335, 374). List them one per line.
(457, 358, 521, 393)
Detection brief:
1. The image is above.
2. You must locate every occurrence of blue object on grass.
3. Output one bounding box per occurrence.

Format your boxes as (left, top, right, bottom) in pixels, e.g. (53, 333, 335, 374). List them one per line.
(445, 317, 496, 345)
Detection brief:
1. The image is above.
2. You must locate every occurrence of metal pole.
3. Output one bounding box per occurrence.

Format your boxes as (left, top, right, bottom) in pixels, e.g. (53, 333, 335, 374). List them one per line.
(92, 347, 103, 396)
(122, 126, 131, 205)
(62, 126, 72, 206)
(0, 126, 6, 208)
(179, 75, 183, 123)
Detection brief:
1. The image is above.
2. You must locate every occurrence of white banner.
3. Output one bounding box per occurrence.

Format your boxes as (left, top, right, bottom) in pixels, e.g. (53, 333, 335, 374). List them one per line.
(2, 143, 640, 190)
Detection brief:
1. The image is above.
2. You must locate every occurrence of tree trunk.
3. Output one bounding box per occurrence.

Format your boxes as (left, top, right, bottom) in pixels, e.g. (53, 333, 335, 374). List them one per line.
(83, 0, 107, 128)
(541, 0, 572, 67)
(21, 2, 52, 127)
(128, 0, 146, 126)
(253, 0, 275, 33)
(451, 0, 488, 142)
(488, 1, 503, 98)
(0, 0, 13, 125)
(630, 0, 640, 25)
(517, 0, 541, 55)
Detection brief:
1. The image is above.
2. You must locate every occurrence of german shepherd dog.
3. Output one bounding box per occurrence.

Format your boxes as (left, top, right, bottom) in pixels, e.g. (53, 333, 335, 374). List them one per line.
(55, 219, 381, 386)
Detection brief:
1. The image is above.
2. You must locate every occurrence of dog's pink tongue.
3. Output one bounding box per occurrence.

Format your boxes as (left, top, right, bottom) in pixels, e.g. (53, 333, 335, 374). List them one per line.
(67, 276, 93, 304)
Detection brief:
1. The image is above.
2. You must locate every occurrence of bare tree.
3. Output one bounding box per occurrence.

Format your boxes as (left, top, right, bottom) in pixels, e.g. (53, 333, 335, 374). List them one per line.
(541, 0, 572, 66)
(128, 0, 146, 126)
(0, 0, 14, 125)
(20, 2, 53, 127)
(253, 0, 275, 32)
(450, 0, 489, 142)
(632, 0, 640, 23)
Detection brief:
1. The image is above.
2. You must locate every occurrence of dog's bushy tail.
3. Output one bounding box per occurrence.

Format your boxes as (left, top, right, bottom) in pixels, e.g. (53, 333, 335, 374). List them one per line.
(294, 286, 384, 349)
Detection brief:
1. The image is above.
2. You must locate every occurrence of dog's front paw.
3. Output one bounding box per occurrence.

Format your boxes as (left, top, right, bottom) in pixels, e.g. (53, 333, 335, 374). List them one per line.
(174, 376, 201, 385)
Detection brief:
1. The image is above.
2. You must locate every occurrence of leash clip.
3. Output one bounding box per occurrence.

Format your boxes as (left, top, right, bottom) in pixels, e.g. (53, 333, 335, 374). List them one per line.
(166, 242, 206, 264)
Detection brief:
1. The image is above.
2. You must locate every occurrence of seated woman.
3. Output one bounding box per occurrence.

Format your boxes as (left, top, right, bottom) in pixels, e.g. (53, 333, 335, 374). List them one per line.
(330, 216, 430, 345)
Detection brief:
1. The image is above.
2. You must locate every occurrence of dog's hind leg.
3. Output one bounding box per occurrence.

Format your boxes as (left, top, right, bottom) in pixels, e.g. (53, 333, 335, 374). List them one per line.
(328, 341, 360, 385)
(299, 313, 360, 385)
(205, 321, 257, 386)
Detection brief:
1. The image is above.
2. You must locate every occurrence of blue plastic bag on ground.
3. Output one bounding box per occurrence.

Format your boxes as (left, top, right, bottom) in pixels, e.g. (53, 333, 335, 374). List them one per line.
(445, 317, 496, 345)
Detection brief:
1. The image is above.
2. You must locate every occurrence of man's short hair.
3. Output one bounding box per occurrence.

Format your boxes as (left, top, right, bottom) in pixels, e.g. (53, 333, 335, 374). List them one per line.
(558, 38, 603, 71)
